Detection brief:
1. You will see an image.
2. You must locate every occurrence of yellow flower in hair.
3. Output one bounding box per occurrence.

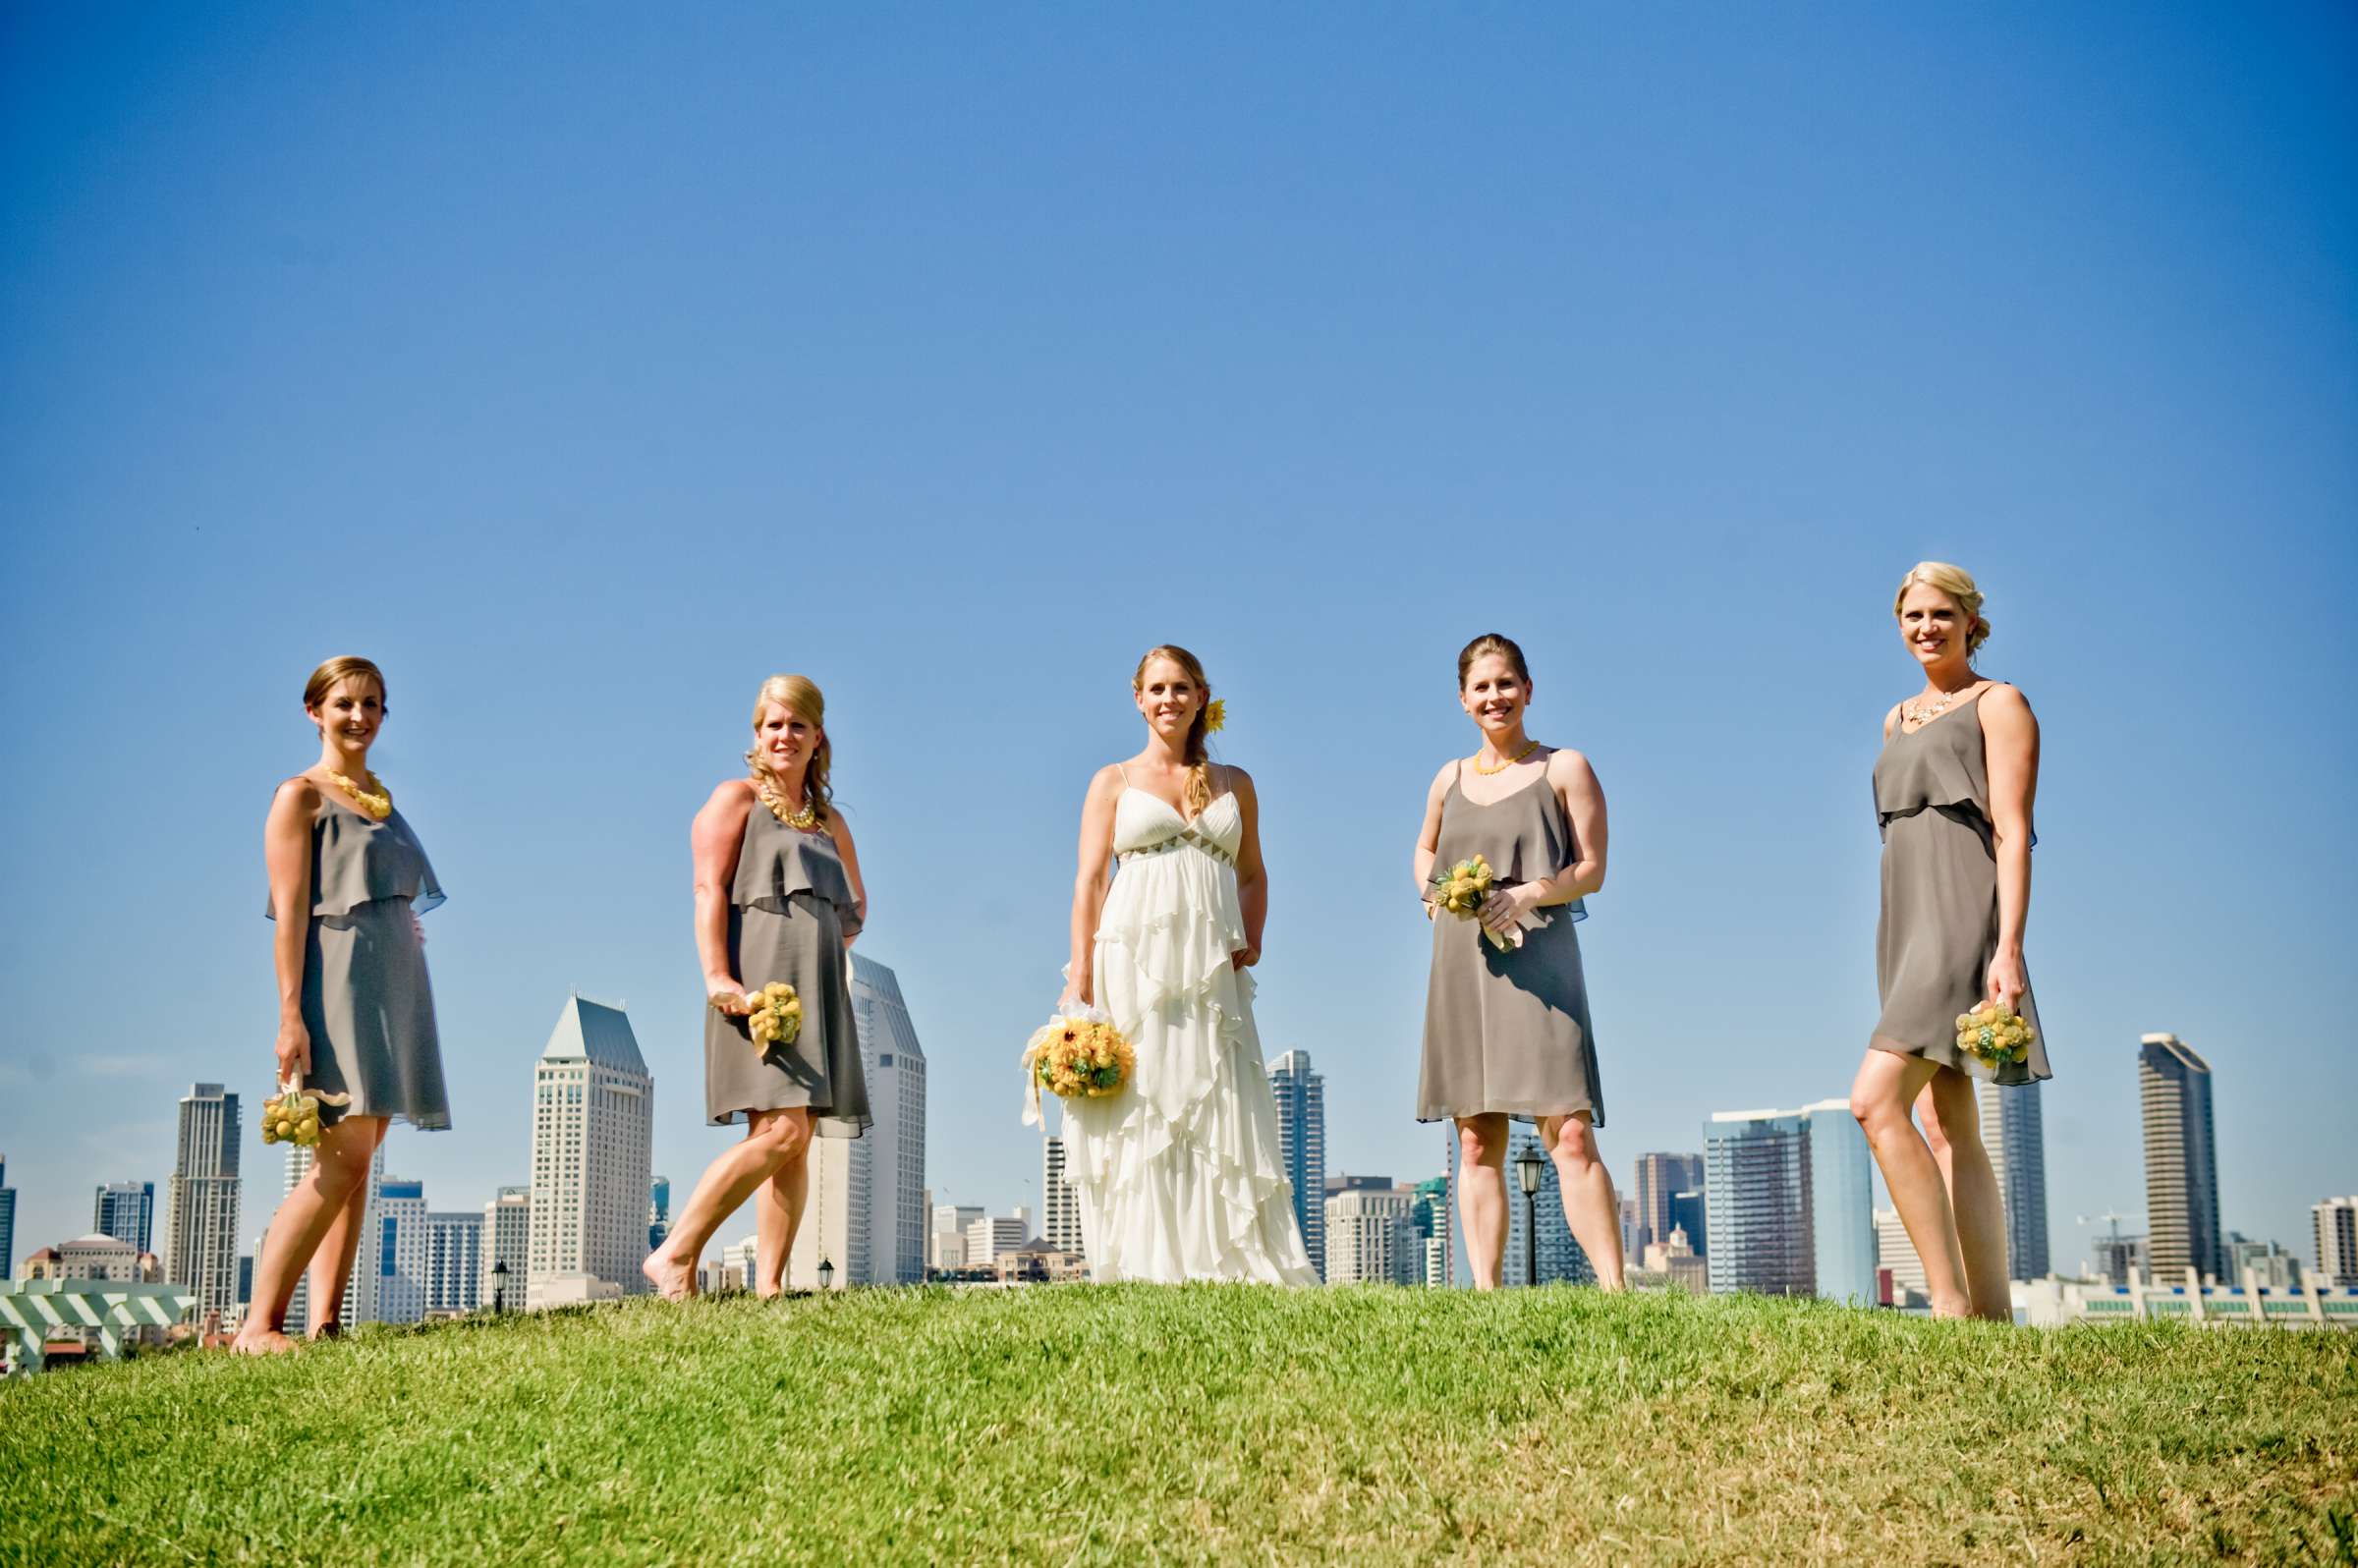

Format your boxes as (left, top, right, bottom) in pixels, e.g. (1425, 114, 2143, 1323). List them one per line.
(1204, 699, 1226, 734)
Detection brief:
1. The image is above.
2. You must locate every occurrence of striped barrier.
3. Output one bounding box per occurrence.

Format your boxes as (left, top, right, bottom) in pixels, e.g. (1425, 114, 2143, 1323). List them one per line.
(0, 1279, 196, 1372)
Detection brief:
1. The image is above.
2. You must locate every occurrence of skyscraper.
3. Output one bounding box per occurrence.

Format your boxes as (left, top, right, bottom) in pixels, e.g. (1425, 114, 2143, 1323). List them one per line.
(2315, 1198, 2358, 1288)
(529, 997, 654, 1307)
(2140, 1033, 2224, 1282)
(427, 1210, 483, 1314)
(482, 1186, 531, 1309)
(788, 954, 929, 1288)
(1703, 1108, 1812, 1297)
(1267, 1050, 1325, 1279)
(1040, 1137, 1084, 1255)
(1324, 1183, 1419, 1285)
(1801, 1098, 1877, 1304)
(164, 1084, 243, 1316)
(1979, 1080, 2050, 1279)
(92, 1180, 155, 1254)
(375, 1177, 429, 1324)
(1631, 1152, 1705, 1256)
(1410, 1175, 1450, 1287)
(285, 1140, 384, 1327)
(0, 1155, 15, 1277)
(1669, 1188, 1709, 1258)
(648, 1176, 671, 1254)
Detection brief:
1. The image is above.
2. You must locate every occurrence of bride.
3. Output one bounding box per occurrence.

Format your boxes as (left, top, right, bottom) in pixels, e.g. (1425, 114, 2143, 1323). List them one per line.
(1056, 645, 1319, 1284)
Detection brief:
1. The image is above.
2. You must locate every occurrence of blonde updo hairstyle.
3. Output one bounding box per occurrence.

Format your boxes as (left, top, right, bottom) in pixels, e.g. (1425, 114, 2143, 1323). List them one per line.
(1893, 561, 1992, 656)
(304, 655, 387, 732)
(746, 674, 833, 822)
(1134, 644, 1216, 817)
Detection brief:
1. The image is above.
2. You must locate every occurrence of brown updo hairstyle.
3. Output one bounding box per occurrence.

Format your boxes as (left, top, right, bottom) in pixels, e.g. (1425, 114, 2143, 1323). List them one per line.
(745, 674, 834, 822)
(1456, 633, 1531, 690)
(304, 655, 387, 732)
(1892, 562, 1992, 657)
(1134, 644, 1216, 817)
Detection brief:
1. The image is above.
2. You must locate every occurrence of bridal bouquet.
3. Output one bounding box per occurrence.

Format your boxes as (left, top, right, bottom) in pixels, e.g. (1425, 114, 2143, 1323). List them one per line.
(746, 982, 804, 1049)
(1955, 1001, 2036, 1072)
(1021, 1008, 1135, 1126)
(1430, 854, 1549, 951)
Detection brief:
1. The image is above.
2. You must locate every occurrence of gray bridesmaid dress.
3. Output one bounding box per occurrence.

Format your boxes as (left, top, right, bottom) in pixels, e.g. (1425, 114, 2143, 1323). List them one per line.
(1417, 760, 1604, 1125)
(1872, 688, 2052, 1084)
(704, 804, 870, 1138)
(265, 792, 450, 1131)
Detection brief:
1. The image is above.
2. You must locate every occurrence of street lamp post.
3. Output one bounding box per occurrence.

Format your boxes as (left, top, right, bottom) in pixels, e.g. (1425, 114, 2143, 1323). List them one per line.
(1513, 1145, 1545, 1287)
(817, 1256, 835, 1292)
(491, 1260, 508, 1316)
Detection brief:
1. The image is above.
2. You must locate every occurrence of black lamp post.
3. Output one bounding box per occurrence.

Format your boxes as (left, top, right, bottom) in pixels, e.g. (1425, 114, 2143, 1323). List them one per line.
(491, 1260, 508, 1316)
(816, 1256, 835, 1292)
(1513, 1144, 1545, 1287)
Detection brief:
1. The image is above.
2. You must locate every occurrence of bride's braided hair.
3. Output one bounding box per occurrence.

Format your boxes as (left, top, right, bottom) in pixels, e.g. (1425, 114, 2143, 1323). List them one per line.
(1135, 644, 1215, 817)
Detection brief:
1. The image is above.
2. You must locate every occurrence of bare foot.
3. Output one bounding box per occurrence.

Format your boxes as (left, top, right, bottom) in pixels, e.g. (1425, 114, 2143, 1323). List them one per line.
(754, 1283, 784, 1301)
(307, 1321, 343, 1342)
(229, 1327, 299, 1356)
(642, 1250, 697, 1302)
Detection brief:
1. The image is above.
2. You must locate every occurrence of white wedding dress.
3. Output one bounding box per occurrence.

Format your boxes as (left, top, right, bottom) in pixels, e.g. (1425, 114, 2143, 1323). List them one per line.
(1060, 782, 1319, 1284)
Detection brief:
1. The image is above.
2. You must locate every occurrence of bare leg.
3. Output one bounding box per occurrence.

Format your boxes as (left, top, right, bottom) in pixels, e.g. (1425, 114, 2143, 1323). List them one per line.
(754, 1140, 811, 1298)
(1924, 1068, 2012, 1320)
(231, 1116, 386, 1355)
(1539, 1112, 1626, 1290)
(1915, 1083, 1955, 1193)
(643, 1108, 811, 1301)
(1456, 1115, 1508, 1290)
(1850, 1048, 1973, 1317)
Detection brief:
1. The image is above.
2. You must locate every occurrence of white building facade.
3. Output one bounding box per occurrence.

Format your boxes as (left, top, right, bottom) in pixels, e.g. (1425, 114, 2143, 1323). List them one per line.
(1323, 1186, 1418, 1286)
(163, 1084, 243, 1317)
(481, 1186, 531, 1310)
(427, 1210, 483, 1314)
(529, 998, 654, 1307)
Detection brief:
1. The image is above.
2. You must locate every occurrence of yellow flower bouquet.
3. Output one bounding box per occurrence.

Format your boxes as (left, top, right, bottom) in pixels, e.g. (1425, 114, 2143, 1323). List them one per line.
(1021, 1008, 1136, 1126)
(258, 1076, 350, 1148)
(1429, 853, 1549, 951)
(746, 982, 804, 1050)
(1955, 1001, 2036, 1073)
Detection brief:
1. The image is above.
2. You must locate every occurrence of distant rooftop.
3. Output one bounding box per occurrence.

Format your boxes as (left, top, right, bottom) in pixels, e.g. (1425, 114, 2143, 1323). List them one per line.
(540, 996, 649, 1074)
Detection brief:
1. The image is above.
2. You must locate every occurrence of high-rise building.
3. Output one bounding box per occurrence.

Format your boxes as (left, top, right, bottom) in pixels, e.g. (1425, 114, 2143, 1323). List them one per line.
(422, 1211, 482, 1314)
(1876, 1207, 1927, 1302)
(1410, 1175, 1450, 1287)
(963, 1214, 1029, 1265)
(2090, 1231, 2146, 1286)
(787, 954, 929, 1288)
(375, 1178, 429, 1324)
(0, 1155, 14, 1278)
(1979, 1081, 2050, 1279)
(1631, 1153, 1705, 1256)
(1670, 1189, 1709, 1258)
(1041, 1137, 1084, 1255)
(1324, 1183, 1419, 1285)
(1704, 1109, 1812, 1297)
(284, 1140, 385, 1327)
(2140, 1034, 2224, 1282)
(529, 997, 655, 1307)
(2315, 1198, 2358, 1288)
(1801, 1098, 1877, 1304)
(855, 955, 927, 1285)
(92, 1180, 155, 1255)
(163, 1084, 243, 1317)
(648, 1176, 671, 1254)
(1267, 1051, 1325, 1279)
(482, 1187, 531, 1310)
(930, 1204, 983, 1270)
(2225, 1233, 2302, 1292)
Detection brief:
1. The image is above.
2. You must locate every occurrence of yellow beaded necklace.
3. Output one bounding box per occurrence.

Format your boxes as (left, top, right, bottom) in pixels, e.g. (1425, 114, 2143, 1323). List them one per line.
(325, 768, 392, 820)
(755, 774, 820, 831)
(1472, 740, 1542, 776)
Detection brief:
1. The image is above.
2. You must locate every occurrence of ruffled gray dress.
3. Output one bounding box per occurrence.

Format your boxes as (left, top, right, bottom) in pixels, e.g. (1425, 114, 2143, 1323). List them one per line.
(704, 806, 870, 1137)
(1417, 762, 1604, 1126)
(265, 793, 450, 1131)
(1872, 690, 2052, 1084)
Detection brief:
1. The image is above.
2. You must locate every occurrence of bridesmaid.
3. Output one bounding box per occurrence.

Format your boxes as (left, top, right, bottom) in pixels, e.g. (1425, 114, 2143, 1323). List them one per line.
(1848, 562, 2049, 1321)
(234, 656, 449, 1354)
(643, 674, 870, 1300)
(1415, 634, 1625, 1291)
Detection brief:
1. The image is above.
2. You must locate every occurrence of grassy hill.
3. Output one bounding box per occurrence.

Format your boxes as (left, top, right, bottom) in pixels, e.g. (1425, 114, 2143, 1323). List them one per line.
(3, 1285, 2352, 1565)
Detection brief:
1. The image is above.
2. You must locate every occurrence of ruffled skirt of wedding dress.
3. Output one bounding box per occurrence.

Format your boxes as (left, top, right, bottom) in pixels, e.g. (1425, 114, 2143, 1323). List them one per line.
(1061, 871, 1319, 1286)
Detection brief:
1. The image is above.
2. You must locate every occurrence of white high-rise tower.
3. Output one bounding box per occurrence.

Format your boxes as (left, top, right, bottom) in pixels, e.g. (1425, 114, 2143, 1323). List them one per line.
(790, 954, 927, 1288)
(163, 1084, 243, 1317)
(1041, 1136, 1084, 1255)
(528, 997, 654, 1306)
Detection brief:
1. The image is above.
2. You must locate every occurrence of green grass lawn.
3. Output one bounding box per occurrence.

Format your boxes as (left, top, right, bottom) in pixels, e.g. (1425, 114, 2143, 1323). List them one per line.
(3, 1286, 2353, 1565)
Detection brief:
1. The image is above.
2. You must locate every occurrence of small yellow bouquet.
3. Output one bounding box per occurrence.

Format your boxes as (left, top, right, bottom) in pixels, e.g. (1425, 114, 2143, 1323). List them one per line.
(1955, 1001, 2036, 1072)
(259, 1077, 349, 1148)
(1430, 854, 1548, 951)
(1021, 1008, 1136, 1126)
(746, 982, 804, 1050)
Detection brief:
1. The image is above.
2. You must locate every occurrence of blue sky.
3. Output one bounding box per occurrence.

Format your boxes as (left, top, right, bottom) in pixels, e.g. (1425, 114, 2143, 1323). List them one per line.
(4, 3, 2353, 1271)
